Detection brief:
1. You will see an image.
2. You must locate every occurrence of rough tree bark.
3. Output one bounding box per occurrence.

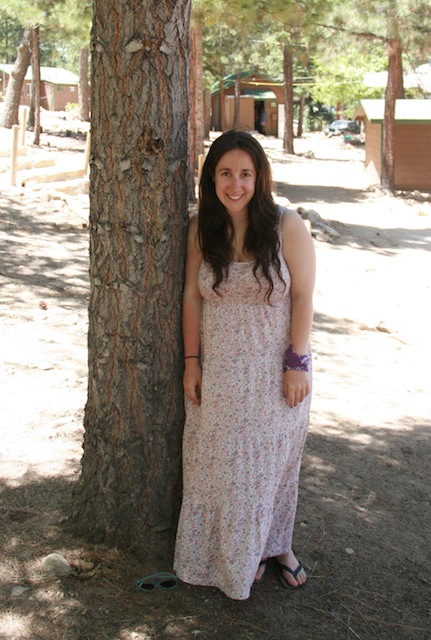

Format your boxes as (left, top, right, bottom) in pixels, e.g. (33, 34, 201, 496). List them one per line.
(381, 36, 404, 192)
(1, 27, 32, 129)
(78, 47, 90, 122)
(282, 44, 295, 154)
(70, 0, 191, 564)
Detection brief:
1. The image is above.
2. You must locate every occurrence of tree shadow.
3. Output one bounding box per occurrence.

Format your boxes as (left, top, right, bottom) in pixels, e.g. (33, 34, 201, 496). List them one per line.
(275, 183, 431, 255)
(313, 311, 358, 336)
(1, 184, 430, 638)
(326, 220, 431, 254)
(0, 193, 89, 310)
(275, 180, 370, 205)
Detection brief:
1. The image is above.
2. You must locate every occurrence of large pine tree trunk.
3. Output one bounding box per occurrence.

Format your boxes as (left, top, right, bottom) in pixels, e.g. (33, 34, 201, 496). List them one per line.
(282, 45, 295, 154)
(70, 0, 191, 564)
(78, 47, 90, 122)
(381, 36, 404, 191)
(1, 27, 32, 129)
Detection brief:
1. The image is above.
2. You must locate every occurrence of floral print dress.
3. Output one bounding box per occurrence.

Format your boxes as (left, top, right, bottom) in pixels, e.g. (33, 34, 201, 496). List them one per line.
(174, 238, 311, 601)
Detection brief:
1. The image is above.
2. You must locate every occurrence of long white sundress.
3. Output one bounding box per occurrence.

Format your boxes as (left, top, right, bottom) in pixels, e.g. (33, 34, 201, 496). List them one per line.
(174, 227, 311, 600)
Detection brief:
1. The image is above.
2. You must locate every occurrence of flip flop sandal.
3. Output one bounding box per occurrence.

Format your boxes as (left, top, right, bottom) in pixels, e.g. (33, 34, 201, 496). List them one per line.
(136, 572, 178, 592)
(275, 560, 306, 589)
(254, 558, 268, 584)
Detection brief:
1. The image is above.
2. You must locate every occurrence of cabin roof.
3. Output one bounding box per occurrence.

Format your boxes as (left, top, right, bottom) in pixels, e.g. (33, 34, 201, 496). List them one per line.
(356, 99, 431, 124)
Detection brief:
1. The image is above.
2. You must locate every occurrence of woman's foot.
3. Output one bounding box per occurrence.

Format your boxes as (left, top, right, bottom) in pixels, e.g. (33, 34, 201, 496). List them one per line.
(276, 550, 307, 588)
(254, 558, 268, 584)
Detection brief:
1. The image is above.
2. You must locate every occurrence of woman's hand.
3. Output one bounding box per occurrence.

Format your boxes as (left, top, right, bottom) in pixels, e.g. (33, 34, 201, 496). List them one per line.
(183, 360, 202, 406)
(283, 369, 310, 408)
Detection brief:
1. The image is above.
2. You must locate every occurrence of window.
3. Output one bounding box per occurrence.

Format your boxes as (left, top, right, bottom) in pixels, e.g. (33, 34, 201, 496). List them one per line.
(57, 85, 63, 91)
(25, 84, 31, 96)
(69, 86, 76, 92)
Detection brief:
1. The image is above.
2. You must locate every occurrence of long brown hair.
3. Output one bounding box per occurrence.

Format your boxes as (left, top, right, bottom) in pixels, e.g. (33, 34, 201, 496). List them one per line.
(198, 129, 283, 302)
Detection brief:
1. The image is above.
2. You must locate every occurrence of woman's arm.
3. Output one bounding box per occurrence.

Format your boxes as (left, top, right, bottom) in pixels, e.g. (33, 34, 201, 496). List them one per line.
(281, 210, 316, 408)
(183, 216, 203, 405)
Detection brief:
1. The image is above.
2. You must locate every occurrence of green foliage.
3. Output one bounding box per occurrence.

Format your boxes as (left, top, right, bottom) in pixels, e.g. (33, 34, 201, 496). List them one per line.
(0, 12, 24, 62)
(311, 0, 431, 109)
(200, 0, 320, 91)
(65, 101, 79, 115)
(1, 0, 90, 72)
(307, 97, 334, 128)
(1, 0, 68, 27)
(312, 48, 388, 114)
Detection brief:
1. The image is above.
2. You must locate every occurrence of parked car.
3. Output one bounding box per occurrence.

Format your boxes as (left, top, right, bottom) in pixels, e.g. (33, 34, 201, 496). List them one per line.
(325, 120, 360, 136)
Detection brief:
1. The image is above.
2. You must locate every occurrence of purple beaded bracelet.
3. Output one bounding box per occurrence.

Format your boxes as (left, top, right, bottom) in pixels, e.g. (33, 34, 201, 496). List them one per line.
(283, 344, 311, 372)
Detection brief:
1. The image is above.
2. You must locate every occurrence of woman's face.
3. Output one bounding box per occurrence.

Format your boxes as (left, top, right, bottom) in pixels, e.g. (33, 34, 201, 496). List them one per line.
(214, 149, 256, 218)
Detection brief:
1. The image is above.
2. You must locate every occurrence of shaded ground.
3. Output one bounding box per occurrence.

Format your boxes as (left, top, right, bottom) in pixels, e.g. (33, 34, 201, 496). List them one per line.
(0, 122, 430, 640)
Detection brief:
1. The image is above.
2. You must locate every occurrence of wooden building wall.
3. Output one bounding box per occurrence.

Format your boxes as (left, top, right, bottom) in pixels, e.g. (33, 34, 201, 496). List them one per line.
(211, 75, 284, 134)
(224, 96, 255, 131)
(364, 122, 382, 184)
(4, 77, 78, 111)
(394, 124, 431, 191)
(364, 120, 431, 191)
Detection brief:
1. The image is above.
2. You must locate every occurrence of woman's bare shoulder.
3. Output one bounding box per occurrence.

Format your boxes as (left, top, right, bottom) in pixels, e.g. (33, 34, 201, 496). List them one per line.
(188, 213, 199, 228)
(280, 207, 304, 230)
(187, 213, 199, 238)
(187, 214, 201, 255)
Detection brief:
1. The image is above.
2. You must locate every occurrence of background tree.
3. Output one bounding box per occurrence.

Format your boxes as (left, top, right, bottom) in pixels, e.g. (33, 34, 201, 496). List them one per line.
(54, 0, 92, 120)
(69, 0, 191, 562)
(318, 0, 431, 190)
(30, 24, 41, 144)
(0, 0, 68, 128)
(259, 0, 328, 154)
(312, 49, 388, 117)
(0, 12, 23, 63)
(1, 24, 31, 127)
(189, 1, 206, 185)
(78, 45, 90, 121)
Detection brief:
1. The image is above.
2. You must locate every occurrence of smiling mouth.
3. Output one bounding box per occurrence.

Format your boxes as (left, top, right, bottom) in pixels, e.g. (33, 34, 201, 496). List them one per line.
(227, 195, 243, 200)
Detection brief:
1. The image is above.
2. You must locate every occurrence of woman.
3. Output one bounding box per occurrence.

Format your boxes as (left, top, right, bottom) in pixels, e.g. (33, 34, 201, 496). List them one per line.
(174, 130, 315, 600)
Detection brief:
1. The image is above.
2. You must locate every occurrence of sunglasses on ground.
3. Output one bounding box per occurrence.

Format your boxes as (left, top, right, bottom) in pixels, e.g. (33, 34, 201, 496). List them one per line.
(136, 572, 178, 592)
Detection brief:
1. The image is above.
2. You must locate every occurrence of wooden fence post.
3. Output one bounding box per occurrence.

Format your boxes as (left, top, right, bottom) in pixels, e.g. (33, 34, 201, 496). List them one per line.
(20, 107, 29, 147)
(83, 130, 91, 176)
(10, 125, 20, 186)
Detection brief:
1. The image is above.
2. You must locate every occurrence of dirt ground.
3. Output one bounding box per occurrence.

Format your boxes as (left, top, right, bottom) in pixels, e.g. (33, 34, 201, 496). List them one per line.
(0, 116, 430, 640)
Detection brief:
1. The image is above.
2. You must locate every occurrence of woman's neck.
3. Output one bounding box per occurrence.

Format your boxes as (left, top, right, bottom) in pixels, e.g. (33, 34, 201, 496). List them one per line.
(230, 215, 250, 262)
(229, 210, 248, 234)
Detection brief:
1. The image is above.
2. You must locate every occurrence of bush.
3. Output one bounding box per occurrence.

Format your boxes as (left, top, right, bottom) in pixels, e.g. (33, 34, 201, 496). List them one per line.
(65, 102, 80, 117)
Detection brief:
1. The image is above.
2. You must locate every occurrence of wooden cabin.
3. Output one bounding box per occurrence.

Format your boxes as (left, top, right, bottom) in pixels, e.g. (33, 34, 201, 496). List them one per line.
(211, 72, 285, 136)
(0, 64, 79, 111)
(355, 99, 431, 191)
